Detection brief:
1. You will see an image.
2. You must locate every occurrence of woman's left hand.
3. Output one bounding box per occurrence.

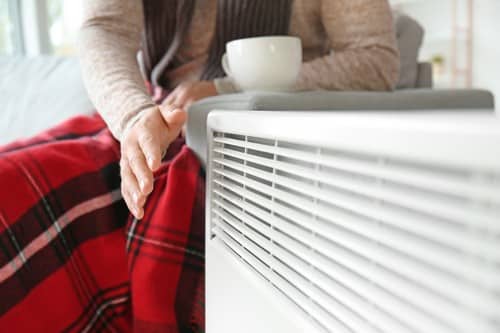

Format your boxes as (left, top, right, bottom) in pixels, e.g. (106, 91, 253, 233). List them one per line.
(163, 81, 218, 109)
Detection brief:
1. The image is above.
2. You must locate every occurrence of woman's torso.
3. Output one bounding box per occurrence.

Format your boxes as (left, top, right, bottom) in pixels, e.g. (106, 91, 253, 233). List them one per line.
(165, 0, 328, 89)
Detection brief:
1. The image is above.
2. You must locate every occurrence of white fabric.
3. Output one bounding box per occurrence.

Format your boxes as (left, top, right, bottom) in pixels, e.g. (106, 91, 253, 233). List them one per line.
(0, 56, 94, 145)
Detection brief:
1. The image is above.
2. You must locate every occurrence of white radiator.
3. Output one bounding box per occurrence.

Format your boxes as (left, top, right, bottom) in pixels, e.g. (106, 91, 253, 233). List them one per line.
(205, 111, 500, 333)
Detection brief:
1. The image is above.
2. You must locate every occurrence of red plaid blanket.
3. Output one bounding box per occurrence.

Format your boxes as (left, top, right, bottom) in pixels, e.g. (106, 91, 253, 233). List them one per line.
(0, 114, 205, 332)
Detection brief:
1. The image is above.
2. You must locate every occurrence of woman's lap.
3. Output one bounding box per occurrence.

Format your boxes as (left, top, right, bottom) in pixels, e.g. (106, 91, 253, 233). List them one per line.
(0, 114, 205, 332)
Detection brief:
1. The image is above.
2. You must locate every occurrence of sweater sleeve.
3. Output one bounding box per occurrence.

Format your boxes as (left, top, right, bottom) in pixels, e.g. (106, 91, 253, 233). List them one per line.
(295, 0, 400, 91)
(78, 0, 156, 141)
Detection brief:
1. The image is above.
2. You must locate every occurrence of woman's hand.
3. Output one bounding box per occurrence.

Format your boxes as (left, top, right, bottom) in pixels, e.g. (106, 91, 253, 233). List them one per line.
(120, 105, 187, 219)
(163, 81, 217, 109)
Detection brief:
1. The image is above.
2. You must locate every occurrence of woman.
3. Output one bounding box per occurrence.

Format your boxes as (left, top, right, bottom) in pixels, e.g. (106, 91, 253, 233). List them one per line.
(79, 0, 399, 220)
(0, 0, 399, 332)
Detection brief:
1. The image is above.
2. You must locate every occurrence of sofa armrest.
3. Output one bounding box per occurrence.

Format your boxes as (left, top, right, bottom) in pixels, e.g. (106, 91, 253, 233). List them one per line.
(186, 89, 495, 166)
(238, 89, 494, 111)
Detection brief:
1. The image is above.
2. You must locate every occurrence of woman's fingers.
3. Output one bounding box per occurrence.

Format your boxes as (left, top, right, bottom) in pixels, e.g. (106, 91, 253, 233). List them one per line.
(119, 106, 174, 219)
(118, 81, 215, 220)
(137, 122, 163, 172)
(119, 105, 188, 220)
(120, 158, 145, 219)
(158, 105, 188, 143)
(163, 87, 179, 106)
(171, 90, 189, 109)
(126, 142, 154, 195)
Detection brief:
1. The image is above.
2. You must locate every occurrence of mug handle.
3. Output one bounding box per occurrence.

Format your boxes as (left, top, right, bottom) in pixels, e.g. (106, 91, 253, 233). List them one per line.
(221, 53, 232, 77)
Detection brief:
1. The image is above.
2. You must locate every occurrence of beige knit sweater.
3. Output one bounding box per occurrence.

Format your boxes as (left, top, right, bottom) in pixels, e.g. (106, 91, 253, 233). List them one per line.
(79, 0, 399, 140)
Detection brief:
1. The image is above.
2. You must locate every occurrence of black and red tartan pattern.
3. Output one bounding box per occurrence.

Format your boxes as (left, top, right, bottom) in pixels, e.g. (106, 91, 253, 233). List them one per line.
(0, 114, 205, 332)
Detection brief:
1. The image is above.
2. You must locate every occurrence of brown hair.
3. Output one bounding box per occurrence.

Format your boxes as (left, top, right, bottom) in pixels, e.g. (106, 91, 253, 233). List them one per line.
(141, 0, 293, 87)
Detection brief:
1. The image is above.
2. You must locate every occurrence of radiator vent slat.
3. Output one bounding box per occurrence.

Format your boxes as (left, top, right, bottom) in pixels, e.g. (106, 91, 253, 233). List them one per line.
(213, 137, 500, 205)
(213, 200, 444, 332)
(212, 155, 500, 263)
(211, 225, 349, 333)
(208, 130, 500, 333)
(212, 177, 500, 315)
(212, 207, 411, 332)
(212, 186, 497, 330)
(213, 146, 500, 233)
(212, 167, 500, 293)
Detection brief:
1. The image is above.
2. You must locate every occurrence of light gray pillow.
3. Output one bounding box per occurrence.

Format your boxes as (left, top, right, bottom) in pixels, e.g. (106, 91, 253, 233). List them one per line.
(0, 56, 94, 144)
(393, 12, 425, 89)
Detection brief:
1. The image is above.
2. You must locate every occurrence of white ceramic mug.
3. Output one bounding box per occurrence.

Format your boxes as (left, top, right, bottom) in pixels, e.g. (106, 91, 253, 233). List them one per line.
(221, 36, 302, 92)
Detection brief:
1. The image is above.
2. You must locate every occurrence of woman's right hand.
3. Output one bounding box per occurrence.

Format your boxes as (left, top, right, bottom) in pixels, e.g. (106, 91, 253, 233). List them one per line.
(120, 105, 187, 219)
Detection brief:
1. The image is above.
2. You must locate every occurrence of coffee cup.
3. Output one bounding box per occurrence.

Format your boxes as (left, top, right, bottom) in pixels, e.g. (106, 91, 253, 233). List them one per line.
(221, 36, 302, 92)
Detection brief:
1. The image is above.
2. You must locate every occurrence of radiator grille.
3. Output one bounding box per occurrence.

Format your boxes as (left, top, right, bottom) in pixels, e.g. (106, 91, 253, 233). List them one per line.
(208, 131, 500, 333)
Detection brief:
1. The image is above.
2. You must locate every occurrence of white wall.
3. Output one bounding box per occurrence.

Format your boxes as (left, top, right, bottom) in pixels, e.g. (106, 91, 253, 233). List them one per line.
(394, 0, 499, 111)
(473, 0, 500, 110)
